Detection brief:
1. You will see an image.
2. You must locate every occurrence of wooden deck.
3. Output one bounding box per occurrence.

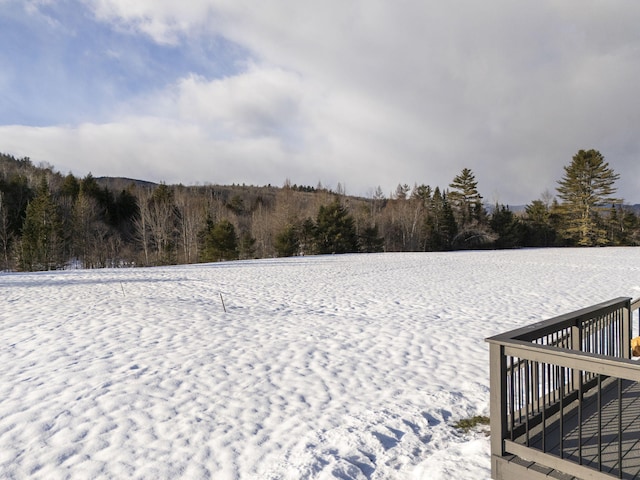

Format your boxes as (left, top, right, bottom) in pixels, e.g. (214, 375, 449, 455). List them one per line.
(488, 297, 640, 480)
(518, 378, 640, 479)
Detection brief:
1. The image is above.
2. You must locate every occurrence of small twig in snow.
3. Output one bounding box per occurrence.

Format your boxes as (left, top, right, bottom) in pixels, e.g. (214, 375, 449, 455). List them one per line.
(220, 292, 227, 313)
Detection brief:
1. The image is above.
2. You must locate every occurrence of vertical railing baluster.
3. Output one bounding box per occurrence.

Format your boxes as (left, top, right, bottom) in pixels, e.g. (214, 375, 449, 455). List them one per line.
(527, 357, 531, 414)
(611, 310, 614, 356)
(613, 309, 618, 356)
(600, 315, 605, 354)
(578, 368, 583, 465)
(525, 359, 530, 447)
(559, 366, 564, 459)
(613, 310, 615, 354)
(608, 312, 612, 355)
(618, 377, 623, 479)
(604, 313, 608, 355)
(609, 312, 614, 356)
(518, 359, 523, 425)
(531, 362, 540, 414)
(542, 360, 547, 453)
(618, 308, 622, 357)
(598, 374, 603, 471)
(608, 311, 612, 355)
(553, 357, 558, 403)
(509, 356, 515, 440)
(621, 306, 624, 356)
(598, 315, 602, 354)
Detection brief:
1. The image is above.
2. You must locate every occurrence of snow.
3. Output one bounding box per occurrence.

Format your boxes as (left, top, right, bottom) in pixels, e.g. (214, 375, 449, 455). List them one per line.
(2, 248, 640, 479)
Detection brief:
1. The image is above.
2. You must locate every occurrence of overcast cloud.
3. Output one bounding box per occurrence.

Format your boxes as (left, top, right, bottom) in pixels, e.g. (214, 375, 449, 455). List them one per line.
(1, 0, 639, 204)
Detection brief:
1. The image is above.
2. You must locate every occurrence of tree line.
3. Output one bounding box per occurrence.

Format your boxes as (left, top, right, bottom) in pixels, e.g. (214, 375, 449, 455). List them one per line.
(0, 149, 638, 271)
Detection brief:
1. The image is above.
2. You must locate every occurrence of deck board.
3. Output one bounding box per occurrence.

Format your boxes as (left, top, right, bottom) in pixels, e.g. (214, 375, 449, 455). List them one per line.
(518, 379, 640, 478)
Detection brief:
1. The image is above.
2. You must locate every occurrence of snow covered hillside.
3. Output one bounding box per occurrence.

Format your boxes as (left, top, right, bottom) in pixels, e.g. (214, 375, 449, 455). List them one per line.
(2, 248, 640, 479)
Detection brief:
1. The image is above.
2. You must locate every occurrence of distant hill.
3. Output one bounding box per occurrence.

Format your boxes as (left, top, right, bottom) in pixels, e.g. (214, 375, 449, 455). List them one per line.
(485, 204, 526, 214)
(95, 177, 157, 191)
(486, 203, 640, 215)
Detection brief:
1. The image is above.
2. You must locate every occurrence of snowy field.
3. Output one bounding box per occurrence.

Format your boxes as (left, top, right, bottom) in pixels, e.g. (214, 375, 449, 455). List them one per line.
(2, 248, 640, 479)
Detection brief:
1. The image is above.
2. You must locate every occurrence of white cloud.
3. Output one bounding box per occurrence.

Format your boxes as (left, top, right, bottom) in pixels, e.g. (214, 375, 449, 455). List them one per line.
(4, 0, 640, 203)
(87, 0, 216, 44)
(0, 120, 292, 186)
(170, 67, 309, 140)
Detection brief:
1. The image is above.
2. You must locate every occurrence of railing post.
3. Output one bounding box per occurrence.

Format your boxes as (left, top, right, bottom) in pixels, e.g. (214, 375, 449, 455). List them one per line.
(571, 324, 581, 391)
(623, 299, 631, 359)
(489, 342, 507, 477)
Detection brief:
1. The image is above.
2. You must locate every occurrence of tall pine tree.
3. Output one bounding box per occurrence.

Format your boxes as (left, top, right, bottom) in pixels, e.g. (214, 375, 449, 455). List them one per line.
(556, 149, 620, 246)
(448, 168, 484, 227)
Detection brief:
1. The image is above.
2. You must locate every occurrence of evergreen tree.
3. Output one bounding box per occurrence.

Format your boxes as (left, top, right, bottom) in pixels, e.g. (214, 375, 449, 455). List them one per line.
(200, 218, 238, 262)
(448, 168, 484, 227)
(394, 183, 411, 200)
(238, 231, 256, 259)
(523, 199, 556, 247)
(299, 218, 316, 255)
(556, 149, 620, 246)
(490, 204, 524, 248)
(226, 195, 245, 215)
(606, 204, 622, 245)
(1, 174, 33, 238)
(621, 208, 640, 245)
(80, 173, 101, 199)
(274, 224, 300, 257)
(112, 189, 139, 234)
(412, 184, 432, 203)
(0, 190, 11, 270)
(60, 174, 80, 200)
(424, 187, 457, 251)
(359, 224, 384, 253)
(314, 200, 359, 254)
(19, 178, 64, 271)
(448, 169, 494, 248)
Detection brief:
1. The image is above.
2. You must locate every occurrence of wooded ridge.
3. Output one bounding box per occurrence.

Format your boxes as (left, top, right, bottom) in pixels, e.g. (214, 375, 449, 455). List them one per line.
(1, 150, 638, 271)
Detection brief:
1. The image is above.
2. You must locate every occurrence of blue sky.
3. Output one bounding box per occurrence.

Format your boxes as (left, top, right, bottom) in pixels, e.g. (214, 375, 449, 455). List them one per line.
(2, 0, 640, 204)
(0, 1, 245, 125)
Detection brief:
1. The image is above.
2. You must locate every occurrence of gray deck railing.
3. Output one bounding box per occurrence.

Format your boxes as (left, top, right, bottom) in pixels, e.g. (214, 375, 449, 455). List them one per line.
(486, 297, 640, 480)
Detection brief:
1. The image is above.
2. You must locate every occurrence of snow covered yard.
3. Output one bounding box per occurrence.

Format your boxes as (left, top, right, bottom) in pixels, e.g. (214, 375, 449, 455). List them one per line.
(2, 248, 640, 479)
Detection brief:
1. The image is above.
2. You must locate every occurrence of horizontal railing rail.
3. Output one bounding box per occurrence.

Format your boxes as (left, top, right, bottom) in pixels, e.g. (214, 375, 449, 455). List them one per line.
(487, 297, 640, 480)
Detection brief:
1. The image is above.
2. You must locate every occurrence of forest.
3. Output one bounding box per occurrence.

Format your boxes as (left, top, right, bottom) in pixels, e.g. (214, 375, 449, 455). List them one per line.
(1, 149, 639, 271)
